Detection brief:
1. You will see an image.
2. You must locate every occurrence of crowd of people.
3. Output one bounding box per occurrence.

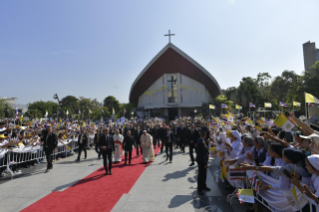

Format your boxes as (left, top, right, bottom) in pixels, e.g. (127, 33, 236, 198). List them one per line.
(208, 112, 319, 212)
(2, 111, 319, 212)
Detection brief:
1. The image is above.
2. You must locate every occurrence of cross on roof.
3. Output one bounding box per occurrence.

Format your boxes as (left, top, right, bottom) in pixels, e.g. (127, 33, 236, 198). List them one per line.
(164, 30, 175, 43)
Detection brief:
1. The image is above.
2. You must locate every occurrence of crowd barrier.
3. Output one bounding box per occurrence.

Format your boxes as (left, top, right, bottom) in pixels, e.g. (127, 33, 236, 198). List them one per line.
(222, 162, 316, 212)
(0, 134, 95, 180)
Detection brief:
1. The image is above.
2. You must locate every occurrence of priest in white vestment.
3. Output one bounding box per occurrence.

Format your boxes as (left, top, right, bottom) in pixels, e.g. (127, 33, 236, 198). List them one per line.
(113, 129, 124, 162)
(140, 130, 155, 163)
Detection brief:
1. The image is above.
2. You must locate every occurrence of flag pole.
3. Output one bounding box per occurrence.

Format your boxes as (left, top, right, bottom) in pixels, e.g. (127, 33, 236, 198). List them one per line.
(305, 92, 307, 120)
(293, 101, 294, 113)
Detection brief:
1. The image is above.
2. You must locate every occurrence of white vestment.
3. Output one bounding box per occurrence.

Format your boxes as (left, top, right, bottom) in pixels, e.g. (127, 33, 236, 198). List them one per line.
(113, 134, 124, 162)
(140, 133, 155, 162)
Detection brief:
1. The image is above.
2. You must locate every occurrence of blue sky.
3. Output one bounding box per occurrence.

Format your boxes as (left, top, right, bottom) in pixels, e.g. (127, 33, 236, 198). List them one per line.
(1, 0, 318, 105)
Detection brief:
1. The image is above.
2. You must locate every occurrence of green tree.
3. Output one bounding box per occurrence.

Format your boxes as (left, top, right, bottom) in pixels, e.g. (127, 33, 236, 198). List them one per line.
(61, 95, 79, 115)
(26, 101, 60, 119)
(103, 96, 120, 115)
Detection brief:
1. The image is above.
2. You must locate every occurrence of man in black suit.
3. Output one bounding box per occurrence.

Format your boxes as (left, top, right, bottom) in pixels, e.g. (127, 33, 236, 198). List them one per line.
(196, 130, 210, 196)
(173, 123, 180, 148)
(123, 130, 135, 165)
(165, 127, 174, 163)
(42, 126, 58, 173)
(134, 126, 142, 157)
(99, 128, 115, 175)
(94, 128, 102, 159)
(160, 125, 167, 154)
(77, 128, 88, 161)
(188, 123, 199, 166)
(180, 123, 188, 153)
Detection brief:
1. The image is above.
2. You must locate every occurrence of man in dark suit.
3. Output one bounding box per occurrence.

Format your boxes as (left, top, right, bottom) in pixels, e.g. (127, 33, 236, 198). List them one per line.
(173, 123, 180, 148)
(160, 125, 167, 154)
(165, 127, 174, 163)
(123, 130, 135, 165)
(188, 123, 199, 166)
(180, 123, 188, 153)
(42, 126, 58, 173)
(77, 128, 88, 161)
(99, 128, 115, 175)
(196, 130, 210, 196)
(94, 128, 102, 159)
(134, 126, 143, 157)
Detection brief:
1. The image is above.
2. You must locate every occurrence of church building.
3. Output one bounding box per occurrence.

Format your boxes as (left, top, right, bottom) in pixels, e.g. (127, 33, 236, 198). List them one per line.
(129, 42, 221, 120)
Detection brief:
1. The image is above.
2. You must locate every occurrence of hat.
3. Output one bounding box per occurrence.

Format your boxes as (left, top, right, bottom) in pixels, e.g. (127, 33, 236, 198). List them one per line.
(0, 134, 7, 139)
(299, 133, 319, 143)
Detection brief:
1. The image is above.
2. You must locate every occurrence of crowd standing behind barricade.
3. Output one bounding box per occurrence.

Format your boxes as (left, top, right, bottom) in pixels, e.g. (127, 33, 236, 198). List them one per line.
(2, 112, 319, 211)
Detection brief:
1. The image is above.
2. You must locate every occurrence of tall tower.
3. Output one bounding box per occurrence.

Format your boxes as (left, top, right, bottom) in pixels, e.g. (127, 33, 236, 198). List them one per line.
(303, 41, 319, 71)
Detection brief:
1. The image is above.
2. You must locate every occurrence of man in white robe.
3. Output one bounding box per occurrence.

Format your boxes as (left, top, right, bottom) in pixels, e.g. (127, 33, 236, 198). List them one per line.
(113, 129, 124, 162)
(140, 130, 155, 163)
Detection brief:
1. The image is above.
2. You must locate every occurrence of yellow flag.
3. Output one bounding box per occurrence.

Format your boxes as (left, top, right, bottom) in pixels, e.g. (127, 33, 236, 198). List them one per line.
(186, 85, 189, 90)
(293, 101, 301, 107)
(159, 87, 162, 91)
(305, 92, 319, 103)
(273, 113, 295, 131)
(235, 104, 242, 110)
(197, 88, 199, 92)
(180, 84, 184, 89)
(163, 85, 167, 89)
(264, 102, 272, 108)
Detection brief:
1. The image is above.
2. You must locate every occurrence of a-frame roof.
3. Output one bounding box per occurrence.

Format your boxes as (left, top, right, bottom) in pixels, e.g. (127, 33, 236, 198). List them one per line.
(129, 43, 221, 105)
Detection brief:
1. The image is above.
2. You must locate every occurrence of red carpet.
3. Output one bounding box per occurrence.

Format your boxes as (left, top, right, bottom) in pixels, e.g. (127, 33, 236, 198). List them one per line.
(22, 146, 161, 212)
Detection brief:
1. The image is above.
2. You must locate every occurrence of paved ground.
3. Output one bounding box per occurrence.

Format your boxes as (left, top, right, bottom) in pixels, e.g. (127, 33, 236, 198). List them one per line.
(112, 148, 249, 212)
(0, 150, 102, 212)
(0, 147, 250, 212)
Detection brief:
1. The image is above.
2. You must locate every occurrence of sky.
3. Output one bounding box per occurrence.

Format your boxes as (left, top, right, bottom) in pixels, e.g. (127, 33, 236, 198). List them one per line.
(1, 0, 318, 105)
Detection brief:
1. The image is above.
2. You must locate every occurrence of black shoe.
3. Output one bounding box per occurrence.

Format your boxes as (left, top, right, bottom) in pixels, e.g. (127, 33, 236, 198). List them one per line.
(197, 191, 205, 196)
(203, 187, 211, 191)
(165, 157, 168, 161)
(105, 172, 108, 175)
(44, 169, 50, 173)
(109, 171, 112, 175)
(169, 161, 172, 163)
(189, 162, 195, 166)
(76, 159, 80, 162)
(124, 163, 127, 165)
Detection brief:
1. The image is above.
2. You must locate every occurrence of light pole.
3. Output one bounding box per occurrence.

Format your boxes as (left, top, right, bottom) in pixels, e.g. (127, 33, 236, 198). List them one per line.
(131, 111, 134, 119)
(194, 109, 197, 118)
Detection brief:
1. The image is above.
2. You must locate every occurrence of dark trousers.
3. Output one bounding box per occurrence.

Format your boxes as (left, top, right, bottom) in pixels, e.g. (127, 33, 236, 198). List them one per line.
(136, 143, 143, 156)
(165, 141, 173, 162)
(189, 143, 196, 163)
(77, 145, 87, 160)
(161, 139, 166, 153)
(101, 150, 112, 172)
(125, 150, 132, 164)
(197, 164, 207, 192)
(180, 139, 186, 152)
(153, 137, 157, 149)
(45, 151, 53, 170)
(95, 145, 101, 158)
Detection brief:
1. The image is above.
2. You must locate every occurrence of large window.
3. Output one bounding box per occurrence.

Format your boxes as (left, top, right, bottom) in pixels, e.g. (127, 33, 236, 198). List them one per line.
(167, 75, 178, 103)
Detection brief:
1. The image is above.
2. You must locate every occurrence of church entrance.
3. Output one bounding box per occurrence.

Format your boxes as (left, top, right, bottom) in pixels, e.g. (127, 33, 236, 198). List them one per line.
(168, 108, 178, 120)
